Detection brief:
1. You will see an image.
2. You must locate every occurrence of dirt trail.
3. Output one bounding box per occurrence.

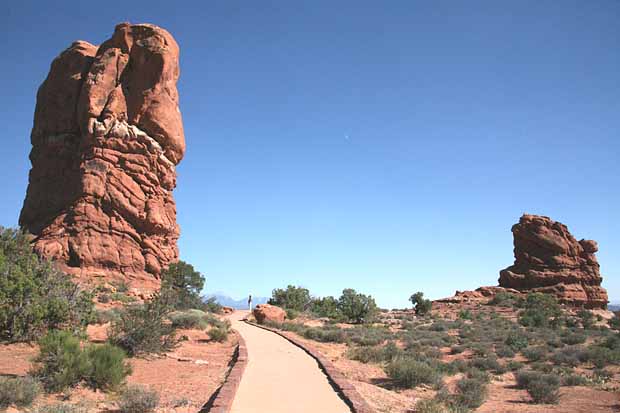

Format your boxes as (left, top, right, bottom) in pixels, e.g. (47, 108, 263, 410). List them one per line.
(228, 311, 351, 413)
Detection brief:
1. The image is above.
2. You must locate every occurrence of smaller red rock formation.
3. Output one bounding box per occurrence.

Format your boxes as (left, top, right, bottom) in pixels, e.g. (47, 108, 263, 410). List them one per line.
(435, 286, 522, 304)
(253, 304, 286, 324)
(499, 214, 608, 309)
(221, 306, 234, 315)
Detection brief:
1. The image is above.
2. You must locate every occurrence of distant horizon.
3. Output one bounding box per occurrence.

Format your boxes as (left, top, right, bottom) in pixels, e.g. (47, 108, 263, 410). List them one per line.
(2, 1, 618, 309)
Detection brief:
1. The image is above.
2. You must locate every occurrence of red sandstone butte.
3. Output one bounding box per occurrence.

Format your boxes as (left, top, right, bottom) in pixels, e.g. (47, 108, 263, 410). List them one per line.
(499, 214, 608, 309)
(19, 23, 185, 291)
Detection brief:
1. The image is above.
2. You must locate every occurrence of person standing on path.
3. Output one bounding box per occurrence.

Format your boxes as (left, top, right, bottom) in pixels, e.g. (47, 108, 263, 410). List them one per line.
(248, 294, 252, 310)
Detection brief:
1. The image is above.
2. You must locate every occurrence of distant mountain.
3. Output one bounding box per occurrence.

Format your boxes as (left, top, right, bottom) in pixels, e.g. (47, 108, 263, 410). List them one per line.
(609, 303, 620, 311)
(206, 293, 269, 309)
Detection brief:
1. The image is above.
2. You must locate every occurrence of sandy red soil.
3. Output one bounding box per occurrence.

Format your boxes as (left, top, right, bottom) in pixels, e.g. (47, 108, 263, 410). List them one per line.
(0, 325, 238, 412)
(278, 326, 620, 413)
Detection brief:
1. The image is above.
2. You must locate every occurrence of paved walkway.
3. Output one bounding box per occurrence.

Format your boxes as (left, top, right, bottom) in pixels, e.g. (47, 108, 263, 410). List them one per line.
(228, 311, 351, 413)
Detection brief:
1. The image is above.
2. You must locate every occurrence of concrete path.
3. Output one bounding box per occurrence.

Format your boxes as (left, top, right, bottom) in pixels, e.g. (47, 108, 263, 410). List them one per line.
(228, 311, 351, 413)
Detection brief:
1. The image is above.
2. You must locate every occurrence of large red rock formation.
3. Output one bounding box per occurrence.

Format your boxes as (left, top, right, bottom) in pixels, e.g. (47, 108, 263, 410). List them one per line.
(499, 214, 608, 309)
(19, 23, 185, 291)
(253, 304, 287, 324)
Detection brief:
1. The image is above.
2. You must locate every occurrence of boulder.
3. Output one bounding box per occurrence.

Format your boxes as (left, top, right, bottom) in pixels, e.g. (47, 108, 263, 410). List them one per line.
(499, 214, 608, 309)
(221, 306, 234, 315)
(19, 23, 185, 291)
(253, 304, 286, 324)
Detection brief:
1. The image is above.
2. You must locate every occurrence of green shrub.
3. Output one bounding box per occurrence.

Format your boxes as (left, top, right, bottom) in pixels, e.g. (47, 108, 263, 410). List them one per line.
(602, 333, 620, 350)
(337, 289, 378, 324)
(562, 373, 588, 386)
(515, 369, 538, 389)
(583, 345, 619, 368)
(204, 297, 223, 314)
(347, 342, 402, 364)
(0, 227, 94, 342)
(507, 360, 524, 371)
(457, 309, 472, 320)
(168, 310, 210, 329)
(94, 308, 122, 325)
(310, 296, 340, 319)
(453, 376, 488, 408)
(495, 345, 516, 358)
(561, 331, 586, 345)
(526, 374, 560, 404)
(551, 346, 583, 367)
(84, 344, 131, 390)
(285, 309, 299, 320)
(0, 376, 41, 409)
(450, 345, 465, 354)
(348, 326, 390, 346)
(33, 330, 130, 392)
(593, 368, 613, 382)
(415, 399, 469, 413)
(530, 362, 553, 373)
(108, 295, 178, 356)
(33, 330, 90, 392)
(522, 345, 549, 362)
(409, 292, 432, 315)
(302, 327, 347, 343)
(519, 293, 562, 328)
(415, 399, 446, 413)
(385, 357, 442, 388)
(269, 285, 312, 312)
(118, 385, 159, 413)
(577, 309, 594, 329)
(504, 331, 529, 351)
(33, 403, 90, 413)
(160, 261, 205, 311)
(208, 326, 229, 342)
(488, 292, 518, 307)
(469, 356, 503, 373)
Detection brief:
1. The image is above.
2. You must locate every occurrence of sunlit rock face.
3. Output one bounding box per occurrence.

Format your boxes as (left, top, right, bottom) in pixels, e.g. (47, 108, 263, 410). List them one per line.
(20, 23, 185, 291)
(499, 214, 608, 309)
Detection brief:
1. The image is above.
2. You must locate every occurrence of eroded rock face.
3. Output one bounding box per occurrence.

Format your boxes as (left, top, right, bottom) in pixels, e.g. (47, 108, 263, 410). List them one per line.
(499, 214, 608, 308)
(253, 304, 286, 324)
(19, 23, 185, 291)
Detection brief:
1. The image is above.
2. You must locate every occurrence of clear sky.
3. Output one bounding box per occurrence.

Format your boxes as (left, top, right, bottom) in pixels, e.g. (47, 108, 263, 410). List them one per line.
(1, 1, 618, 308)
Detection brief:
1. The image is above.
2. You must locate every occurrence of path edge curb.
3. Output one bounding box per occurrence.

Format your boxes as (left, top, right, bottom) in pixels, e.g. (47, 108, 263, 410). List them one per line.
(245, 320, 376, 413)
(202, 331, 248, 413)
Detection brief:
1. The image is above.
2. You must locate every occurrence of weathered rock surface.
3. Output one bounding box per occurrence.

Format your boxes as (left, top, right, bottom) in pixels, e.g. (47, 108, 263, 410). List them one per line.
(435, 286, 522, 304)
(19, 23, 185, 291)
(221, 306, 235, 315)
(499, 214, 608, 308)
(253, 304, 286, 324)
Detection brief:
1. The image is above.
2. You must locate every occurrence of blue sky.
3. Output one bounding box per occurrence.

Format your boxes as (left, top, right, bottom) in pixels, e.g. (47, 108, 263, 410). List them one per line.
(1, 1, 618, 308)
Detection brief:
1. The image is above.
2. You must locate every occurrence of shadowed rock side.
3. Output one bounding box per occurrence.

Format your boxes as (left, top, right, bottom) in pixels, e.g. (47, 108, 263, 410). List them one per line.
(499, 214, 608, 309)
(19, 23, 185, 291)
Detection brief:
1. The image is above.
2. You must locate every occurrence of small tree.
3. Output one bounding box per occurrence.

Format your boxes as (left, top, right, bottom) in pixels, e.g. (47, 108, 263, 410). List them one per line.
(268, 285, 312, 312)
(409, 292, 432, 315)
(108, 294, 178, 356)
(311, 296, 340, 319)
(160, 261, 205, 310)
(337, 289, 378, 324)
(519, 293, 562, 328)
(0, 227, 94, 342)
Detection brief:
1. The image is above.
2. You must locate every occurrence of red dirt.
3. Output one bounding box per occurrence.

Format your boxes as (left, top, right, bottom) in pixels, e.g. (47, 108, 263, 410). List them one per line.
(0, 326, 238, 412)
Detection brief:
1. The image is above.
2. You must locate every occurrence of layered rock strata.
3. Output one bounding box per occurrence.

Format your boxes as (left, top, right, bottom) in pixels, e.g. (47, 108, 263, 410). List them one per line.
(499, 214, 608, 308)
(20, 23, 185, 290)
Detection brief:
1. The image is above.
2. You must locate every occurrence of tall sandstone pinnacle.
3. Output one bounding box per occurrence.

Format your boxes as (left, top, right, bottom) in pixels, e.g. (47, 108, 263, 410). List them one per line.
(499, 214, 608, 309)
(19, 23, 185, 291)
